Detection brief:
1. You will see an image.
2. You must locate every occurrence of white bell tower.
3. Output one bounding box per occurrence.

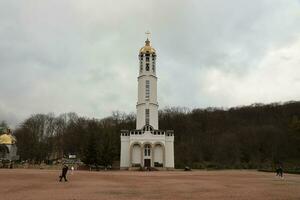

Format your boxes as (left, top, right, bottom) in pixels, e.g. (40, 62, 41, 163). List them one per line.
(136, 35, 159, 130)
(120, 33, 174, 170)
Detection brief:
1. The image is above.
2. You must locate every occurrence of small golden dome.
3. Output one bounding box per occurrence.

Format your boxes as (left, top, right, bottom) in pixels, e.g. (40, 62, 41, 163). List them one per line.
(0, 134, 16, 145)
(139, 38, 156, 54)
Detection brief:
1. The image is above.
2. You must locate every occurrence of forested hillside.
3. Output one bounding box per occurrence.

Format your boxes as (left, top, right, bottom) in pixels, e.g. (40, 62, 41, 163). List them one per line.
(9, 101, 300, 169)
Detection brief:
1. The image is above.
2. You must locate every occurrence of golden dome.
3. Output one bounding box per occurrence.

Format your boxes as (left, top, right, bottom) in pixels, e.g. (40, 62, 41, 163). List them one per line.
(139, 38, 156, 54)
(0, 134, 16, 145)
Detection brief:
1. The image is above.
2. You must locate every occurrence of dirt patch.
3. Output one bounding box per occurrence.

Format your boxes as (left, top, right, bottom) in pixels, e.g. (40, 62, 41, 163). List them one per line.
(0, 169, 299, 200)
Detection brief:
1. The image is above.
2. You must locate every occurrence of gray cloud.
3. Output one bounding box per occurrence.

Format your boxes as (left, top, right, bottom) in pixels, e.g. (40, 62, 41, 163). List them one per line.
(1, 0, 300, 127)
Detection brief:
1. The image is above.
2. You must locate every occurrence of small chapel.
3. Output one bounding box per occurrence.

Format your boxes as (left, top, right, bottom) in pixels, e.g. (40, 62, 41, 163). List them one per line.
(120, 35, 175, 169)
(0, 128, 18, 162)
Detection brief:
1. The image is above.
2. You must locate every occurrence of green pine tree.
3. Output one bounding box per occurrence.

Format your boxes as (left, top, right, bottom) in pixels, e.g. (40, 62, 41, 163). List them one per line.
(82, 132, 100, 166)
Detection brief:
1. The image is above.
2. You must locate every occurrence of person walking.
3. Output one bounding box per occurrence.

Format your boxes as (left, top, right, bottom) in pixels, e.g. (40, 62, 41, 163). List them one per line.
(71, 166, 74, 175)
(59, 164, 69, 182)
(276, 165, 284, 179)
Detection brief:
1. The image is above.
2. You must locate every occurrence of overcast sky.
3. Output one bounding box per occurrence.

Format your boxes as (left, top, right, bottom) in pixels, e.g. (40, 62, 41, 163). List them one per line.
(1, 0, 300, 127)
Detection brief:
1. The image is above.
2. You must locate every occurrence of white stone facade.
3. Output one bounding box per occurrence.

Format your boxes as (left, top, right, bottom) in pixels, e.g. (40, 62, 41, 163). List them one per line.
(120, 38, 174, 169)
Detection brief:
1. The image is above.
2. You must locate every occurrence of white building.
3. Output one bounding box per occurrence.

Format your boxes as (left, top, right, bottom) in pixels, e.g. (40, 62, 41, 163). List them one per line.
(120, 37, 175, 169)
(0, 129, 18, 161)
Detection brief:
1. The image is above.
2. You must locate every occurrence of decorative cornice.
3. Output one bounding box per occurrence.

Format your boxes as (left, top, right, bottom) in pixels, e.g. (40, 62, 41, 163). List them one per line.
(137, 74, 157, 79)
(136, 102, 158, 107)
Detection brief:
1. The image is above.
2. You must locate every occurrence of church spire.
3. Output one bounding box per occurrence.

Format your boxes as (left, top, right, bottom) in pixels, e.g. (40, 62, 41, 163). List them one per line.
(145, 31, 151, 46)
(139, 31, 156, 54)
(145, 38, 150, 46)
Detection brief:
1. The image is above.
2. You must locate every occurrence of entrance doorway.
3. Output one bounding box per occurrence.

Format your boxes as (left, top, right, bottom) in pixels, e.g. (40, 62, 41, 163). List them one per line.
(144, 159, 151, 167)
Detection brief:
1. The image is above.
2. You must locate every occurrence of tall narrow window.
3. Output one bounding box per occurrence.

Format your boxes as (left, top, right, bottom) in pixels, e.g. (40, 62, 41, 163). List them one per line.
(140, 61, 143, 72)
(146, 63, 149, 71)
(144, 144, 151, 156)
(145, 109, 150, 125)
(152, 63, 155, 72)
(145, 80, 150, 100)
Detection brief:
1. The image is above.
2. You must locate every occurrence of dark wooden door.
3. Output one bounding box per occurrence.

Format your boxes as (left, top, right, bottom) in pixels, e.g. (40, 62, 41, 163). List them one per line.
(144, 159, 151, 167)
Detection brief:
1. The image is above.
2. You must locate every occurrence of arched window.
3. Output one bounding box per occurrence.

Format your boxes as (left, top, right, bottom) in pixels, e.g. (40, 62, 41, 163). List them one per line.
(144, 144, 151, 156)
(142, 125, 153, 132)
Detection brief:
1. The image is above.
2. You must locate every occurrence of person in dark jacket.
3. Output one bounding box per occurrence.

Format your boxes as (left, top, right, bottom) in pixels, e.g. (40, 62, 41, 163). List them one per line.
(59, 164, 69, 182)
(276, 165, 283, 178)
